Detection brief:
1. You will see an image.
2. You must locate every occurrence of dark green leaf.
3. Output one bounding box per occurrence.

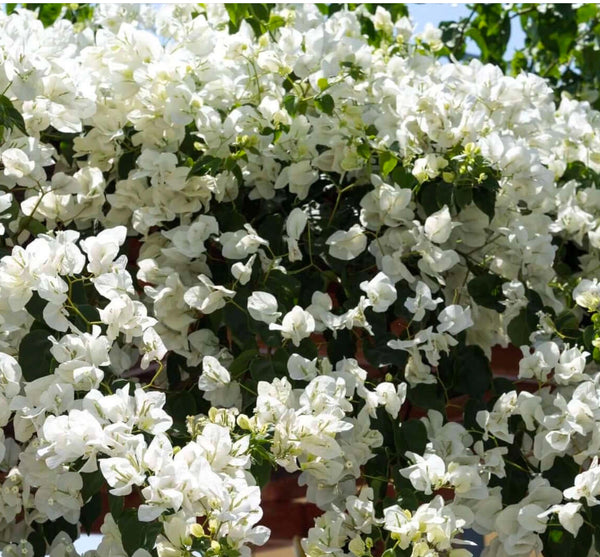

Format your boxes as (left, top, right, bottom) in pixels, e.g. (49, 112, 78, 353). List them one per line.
(467, 272, 506, 312)
(453, 344, 491, 398)
(507, 308, 532, 347)
(229, 349, 258, 378)
(0, 95, 27, 135)
(19, 217, 47, 236)
(117, 509, 163, 556)
(165, 390, 197, 424)
(395, 419, 428, 455)
(356, 141, 371, 160)
(391, 165, 417, 189)
(250, 457, 273, 488)
(454, 186, 473, 210)
(80, 492, 102, 535)
(42, 518, 78, 548)
(28, 529, 46, 557)
(109, 493, 124, 520)
(81, 470, 105, 501)
(473, 184, 496, 221)
(315, 93, 335, 115)
(25, 292, 47, 324)
(118, 150, 139, 180)
(18, 329, 53, 381)
(407, 383, 445, 414)
(187, 154, 221, 178)
(250, 350, 287, 383)
(436, 182, 453, 208)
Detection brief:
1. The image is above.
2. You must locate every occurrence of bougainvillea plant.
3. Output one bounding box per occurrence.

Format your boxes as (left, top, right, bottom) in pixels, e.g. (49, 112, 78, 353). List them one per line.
(1, 3, 600, 557)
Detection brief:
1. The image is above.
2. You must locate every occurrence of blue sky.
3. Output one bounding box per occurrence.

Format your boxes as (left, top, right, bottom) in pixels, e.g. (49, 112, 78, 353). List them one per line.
(409, 3, 526, 58)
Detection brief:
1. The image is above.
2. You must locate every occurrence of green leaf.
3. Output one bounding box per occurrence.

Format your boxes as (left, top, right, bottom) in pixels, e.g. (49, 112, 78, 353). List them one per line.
(473, 183, 496, 221)
(264, 270, 300, 310)
(25, 292, 47, 324)
(165, 390, 197, 424)
(80, 492, 102, 535)
(0, 94, 27, 135)
(554, 310, 579, 336)
(117, 509, 163, 556)
(27, 529, 46, 557)
(454, 185, 473, 210)
(407, 383, 445, 414)
(326, 328, 356, 364)
(249, 3, 270, 23)
(453, 344, 491, 398)
(250, 456, 273, 488)
(229, 349, 258, 378)
(250, 350, 287, 383)
(72, 303, 101, 331)
(436, 182, 453, 208)
(80, 470, 105, 501)
(507, 308, 532, 347)
(187, 154, 222, 178)
(225, 4, 249, 32)
(19, 216, 47, 236)
(315, 93, 335, 115)
(467, 272, 506, 312)
(391, 165, 417, 189)
(380, 151, 398, 177)
(18, 329, 53, 382)
(395, 419, 428, 455)
(583, 325, 595, 351)
(33, 3, 64, 27)
(283, 94, 297, 116)
(42, 518, 78, 548)
(356, 141, 371, 160)
(266, 14, 286, 32)
(117, 149, 139, 180)
(109, 493, 124, 520)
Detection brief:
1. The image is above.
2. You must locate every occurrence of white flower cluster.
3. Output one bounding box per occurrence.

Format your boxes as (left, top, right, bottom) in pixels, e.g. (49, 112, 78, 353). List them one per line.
(1, 3, 600, 557)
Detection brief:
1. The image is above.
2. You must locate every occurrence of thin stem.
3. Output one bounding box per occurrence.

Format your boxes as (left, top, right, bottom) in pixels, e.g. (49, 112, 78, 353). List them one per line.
(145, 361, 164, 389)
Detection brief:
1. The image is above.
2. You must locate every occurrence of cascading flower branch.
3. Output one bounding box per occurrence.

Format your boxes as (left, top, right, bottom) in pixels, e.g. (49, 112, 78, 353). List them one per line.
(1, 3, 600, 557)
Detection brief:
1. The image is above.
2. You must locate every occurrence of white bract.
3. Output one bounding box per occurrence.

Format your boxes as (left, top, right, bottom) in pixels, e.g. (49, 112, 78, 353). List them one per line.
(247, 291, 281, 324)
(269, 306, 315, 346)
(326, 224, 367, 260)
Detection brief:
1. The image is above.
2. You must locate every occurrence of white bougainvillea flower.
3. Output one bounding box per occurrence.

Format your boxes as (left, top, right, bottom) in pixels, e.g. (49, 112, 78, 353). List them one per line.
(326, 224, 367, 260)
(424, 205, 458, 244)
(287, 353, 318, 381)
(573, 278, 600, 311)
(360, 272, 397, 312)
(220, 224, 269, 260)
(247, 291, 282, 324)
(286, 207, 308, 262)
(199, 355, 231, 392)
(98, 294, 157, 342)
(404, 281, 442, 321)
(436, 305, 473, 335)
(184, 274, 236, 314)
(286, 207, 309, 240)
(269, 305, 315, 346)
(2, 148, 35, 178)
(412, 154, 448, 183)
(80, 226, 128, 275)
(140, 327, 167, 370)
(231, 254, 256, 285)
